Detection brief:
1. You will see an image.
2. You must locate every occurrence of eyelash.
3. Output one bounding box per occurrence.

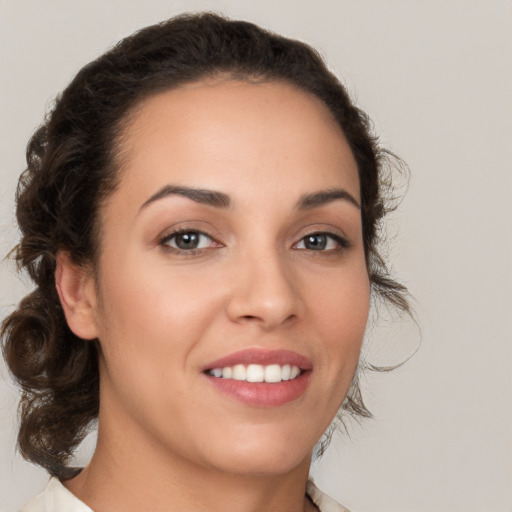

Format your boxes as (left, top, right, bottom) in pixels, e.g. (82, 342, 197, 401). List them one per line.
(159, 229, 220, 255)
(294, 232, 350, 252)
(158, 229, 350, 255)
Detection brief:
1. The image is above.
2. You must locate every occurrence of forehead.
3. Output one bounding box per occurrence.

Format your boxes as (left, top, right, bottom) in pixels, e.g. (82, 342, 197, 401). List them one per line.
(113, 79, 360, 208)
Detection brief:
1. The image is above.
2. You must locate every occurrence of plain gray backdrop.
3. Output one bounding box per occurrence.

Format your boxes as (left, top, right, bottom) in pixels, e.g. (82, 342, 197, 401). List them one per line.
(1, 1, 511, 511)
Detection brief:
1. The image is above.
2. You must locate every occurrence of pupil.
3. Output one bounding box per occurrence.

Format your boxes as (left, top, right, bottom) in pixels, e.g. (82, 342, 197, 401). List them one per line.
(177, 232, 199, 249)
(306, 234, 326, 250)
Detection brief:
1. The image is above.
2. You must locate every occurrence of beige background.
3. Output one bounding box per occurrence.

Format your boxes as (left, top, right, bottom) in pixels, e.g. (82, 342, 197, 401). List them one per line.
(1, 1, 511, 511)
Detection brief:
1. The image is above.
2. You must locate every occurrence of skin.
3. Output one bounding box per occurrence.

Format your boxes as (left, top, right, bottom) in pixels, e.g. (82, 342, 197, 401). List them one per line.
(57, 79, 370, 512)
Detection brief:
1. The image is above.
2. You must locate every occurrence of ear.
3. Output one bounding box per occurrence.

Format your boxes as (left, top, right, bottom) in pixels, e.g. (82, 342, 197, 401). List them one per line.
(55, 251, 99, 340)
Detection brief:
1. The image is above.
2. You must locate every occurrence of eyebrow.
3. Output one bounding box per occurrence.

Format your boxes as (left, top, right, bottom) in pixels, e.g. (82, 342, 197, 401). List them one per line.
(296, 188, 360, 210)
(140, 185, 360, 211)
(140, 185, 231, 210)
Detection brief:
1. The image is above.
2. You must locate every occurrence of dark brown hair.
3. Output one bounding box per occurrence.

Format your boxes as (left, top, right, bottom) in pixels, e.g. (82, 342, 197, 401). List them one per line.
(1, 12, 409, 478)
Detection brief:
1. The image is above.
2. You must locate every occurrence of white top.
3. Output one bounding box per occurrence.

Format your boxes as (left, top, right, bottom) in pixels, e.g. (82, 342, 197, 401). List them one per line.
(20, 477, 351, 512)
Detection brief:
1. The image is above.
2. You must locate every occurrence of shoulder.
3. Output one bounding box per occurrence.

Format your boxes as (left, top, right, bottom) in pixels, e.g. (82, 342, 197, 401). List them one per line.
(20, 478, 92, 512)
(307, 479, 352, 512)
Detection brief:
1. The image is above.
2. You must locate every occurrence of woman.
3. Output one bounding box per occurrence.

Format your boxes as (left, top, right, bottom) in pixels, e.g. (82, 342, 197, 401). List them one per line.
(1, 12, 409, 512)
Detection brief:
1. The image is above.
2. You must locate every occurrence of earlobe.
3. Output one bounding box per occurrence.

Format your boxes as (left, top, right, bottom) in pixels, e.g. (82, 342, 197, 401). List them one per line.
(55, 251, 99, 340)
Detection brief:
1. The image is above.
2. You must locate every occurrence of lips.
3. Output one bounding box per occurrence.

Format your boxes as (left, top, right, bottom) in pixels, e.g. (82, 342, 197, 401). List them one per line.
(202, 349, 312, 407)
(202, 348, 312, 370)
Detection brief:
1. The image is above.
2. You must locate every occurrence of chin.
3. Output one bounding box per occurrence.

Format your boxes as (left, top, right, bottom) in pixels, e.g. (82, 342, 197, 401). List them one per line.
(209, 450, 311, 477)
(195, 427, 316, 477)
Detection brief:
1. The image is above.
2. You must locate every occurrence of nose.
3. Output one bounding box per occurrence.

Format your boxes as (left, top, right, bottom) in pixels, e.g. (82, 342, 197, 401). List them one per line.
(226, 249, 300, 330)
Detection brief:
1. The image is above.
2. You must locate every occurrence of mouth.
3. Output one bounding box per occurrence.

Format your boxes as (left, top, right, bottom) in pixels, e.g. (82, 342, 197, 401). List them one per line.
(206, 363, 303, 383)
(202, 349, 312, 407)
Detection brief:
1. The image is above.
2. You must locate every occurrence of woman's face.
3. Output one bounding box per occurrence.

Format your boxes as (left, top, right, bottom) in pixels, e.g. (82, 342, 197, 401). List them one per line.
(86, 79, 370, 476)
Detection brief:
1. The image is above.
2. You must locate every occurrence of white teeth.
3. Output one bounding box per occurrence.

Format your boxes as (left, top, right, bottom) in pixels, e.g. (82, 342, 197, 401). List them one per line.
(232, 364, 246, 381)
(207, 364, 302, 382)
(264, 364, 282, 383)
(246, 364, 264, 382)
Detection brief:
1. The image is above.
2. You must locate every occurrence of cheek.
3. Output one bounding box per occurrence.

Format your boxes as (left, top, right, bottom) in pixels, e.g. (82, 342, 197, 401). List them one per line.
(92, 263, 214, 427)
(307, 263, 370, 371)
(93, 254, 224, 374)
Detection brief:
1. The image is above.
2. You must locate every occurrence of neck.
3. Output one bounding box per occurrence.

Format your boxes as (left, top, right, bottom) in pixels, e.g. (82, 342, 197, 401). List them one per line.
(64, 418, 316, 512)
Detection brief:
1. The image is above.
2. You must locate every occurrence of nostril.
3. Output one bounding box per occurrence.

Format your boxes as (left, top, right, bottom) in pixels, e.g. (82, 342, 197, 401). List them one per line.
(226, 272, 299, 328)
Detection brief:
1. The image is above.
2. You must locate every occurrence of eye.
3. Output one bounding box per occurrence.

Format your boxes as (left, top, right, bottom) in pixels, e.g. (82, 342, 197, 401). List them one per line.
(294, 232, 348, 251)
(160, 230, 218, 252)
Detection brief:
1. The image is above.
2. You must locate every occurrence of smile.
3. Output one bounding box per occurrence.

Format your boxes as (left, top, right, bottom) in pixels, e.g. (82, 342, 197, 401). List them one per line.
(202, 349, 312, 407)
(206, 364, 302, 383)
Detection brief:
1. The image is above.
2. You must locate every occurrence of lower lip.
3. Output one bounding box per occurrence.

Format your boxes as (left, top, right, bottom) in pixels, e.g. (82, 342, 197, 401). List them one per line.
(204, 372, 311, 407)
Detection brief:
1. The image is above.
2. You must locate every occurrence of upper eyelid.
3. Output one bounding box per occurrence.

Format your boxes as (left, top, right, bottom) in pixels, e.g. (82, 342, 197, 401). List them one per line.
(153, 215, 357, 260)
(292, 223, 349, 242)
(159, 229, 218, 245)
(161, 227, 211, 239)
(157, 222, 222, 243)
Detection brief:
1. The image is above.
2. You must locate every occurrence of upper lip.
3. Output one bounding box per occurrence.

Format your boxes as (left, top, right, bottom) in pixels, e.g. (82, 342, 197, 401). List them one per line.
(201, 349, 312, 372)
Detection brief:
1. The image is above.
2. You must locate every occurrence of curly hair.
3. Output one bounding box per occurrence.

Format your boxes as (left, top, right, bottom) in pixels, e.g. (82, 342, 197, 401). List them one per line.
(1, 12, 410, 478)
